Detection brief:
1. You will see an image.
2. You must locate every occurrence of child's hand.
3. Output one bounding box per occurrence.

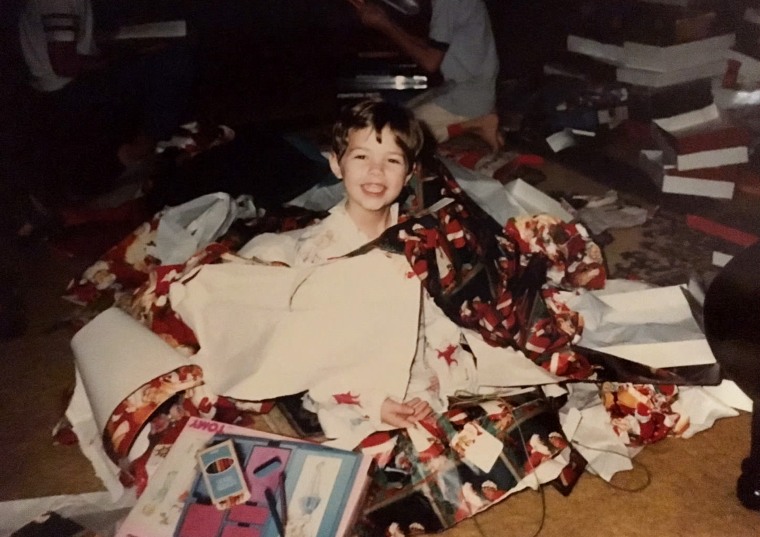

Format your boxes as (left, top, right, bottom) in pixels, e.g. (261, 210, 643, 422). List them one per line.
(380, 397, 434, 428)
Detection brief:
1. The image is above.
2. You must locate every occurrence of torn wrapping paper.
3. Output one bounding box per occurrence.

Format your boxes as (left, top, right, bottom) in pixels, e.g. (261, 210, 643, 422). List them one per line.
(601, 383, 688, 445)
(561, 284, 715, 365)
(673, 386, 739, 439)
(357, 390, 569, 536)
(437, 145, 546, 186)
(71, 248, 420, 472)
(559, 380, 740, 481)
(557, 190, 650, 235)
(71, 308, 197, 438)
(464, 330, 562, 386)
(703, 380, 754, 412)
(547, 281, 745, 473)
(59, 152, 745, 535)
(439, 157, 573, 225)
(560, 388, 634, 482)
(63, 160, 611, 515)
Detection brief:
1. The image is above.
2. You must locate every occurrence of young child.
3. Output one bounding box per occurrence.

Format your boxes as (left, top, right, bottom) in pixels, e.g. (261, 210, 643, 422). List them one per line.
(239, 99, 477, 435)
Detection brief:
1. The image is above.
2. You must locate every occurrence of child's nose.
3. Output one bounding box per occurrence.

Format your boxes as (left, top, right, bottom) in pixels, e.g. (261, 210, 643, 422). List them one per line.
(368, 159, 384, 173)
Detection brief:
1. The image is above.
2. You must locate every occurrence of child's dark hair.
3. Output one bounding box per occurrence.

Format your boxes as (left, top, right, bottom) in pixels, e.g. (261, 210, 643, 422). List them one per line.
(331, 99, 425, 173)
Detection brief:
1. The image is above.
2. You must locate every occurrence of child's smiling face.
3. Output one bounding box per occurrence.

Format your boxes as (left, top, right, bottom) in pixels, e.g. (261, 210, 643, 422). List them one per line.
(330, 125, 412, 222)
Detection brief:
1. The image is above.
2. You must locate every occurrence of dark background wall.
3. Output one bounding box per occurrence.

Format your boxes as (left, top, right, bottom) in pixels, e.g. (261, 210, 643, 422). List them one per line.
(0, 0, 581, 125)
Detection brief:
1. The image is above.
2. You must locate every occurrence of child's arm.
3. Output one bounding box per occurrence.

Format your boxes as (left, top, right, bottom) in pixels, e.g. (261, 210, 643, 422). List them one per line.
(380, 397, 434, 428)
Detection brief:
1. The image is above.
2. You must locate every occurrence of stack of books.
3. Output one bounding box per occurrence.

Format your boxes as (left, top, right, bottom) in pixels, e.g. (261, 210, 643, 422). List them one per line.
(639, 103, 751, 198)
(541, 0, 735, 150)
(560, 0, 734, 120)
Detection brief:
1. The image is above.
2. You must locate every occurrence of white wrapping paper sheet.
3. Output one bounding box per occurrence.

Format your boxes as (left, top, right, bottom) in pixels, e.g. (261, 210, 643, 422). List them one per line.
(703, 380, 754, 412)
(673, 387, 739, 438)
(168, 251, 420, 406)
(563, 284, 717, 366)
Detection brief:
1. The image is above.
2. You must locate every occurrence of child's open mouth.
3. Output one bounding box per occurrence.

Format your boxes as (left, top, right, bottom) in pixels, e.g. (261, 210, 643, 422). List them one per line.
(362, 184, 386, 194)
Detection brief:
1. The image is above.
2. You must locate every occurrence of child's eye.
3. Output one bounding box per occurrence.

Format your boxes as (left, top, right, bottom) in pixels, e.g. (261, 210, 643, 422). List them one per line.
(387, 157, 403, 165)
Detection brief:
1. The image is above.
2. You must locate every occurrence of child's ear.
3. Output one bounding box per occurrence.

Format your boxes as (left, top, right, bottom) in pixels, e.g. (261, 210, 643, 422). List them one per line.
(328, 152, 343, 180)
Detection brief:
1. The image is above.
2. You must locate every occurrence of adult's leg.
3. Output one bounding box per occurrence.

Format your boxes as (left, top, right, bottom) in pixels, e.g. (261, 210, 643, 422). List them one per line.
(411, 101, 466, 143)
(412, 101, 503, 153)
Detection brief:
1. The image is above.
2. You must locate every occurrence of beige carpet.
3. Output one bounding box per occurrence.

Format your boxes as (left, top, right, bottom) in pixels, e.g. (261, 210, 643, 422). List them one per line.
(1, 153, 759, 536)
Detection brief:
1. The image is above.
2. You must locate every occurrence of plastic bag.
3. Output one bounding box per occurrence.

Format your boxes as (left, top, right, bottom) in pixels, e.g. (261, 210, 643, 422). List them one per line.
(149, 192, 257, 264)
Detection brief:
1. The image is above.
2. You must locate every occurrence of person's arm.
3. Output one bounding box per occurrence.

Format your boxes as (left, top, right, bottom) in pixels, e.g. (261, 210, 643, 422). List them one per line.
(347, 0, 445, 74)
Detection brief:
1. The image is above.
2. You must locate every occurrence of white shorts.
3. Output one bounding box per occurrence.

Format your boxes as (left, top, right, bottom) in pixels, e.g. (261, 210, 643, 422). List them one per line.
(409, 99, 468, 143)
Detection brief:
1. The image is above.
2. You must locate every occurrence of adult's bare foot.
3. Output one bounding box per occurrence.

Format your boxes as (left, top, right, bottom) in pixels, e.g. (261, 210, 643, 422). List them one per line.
(460, 112, 504, 153)
(470, 113, 504, 153)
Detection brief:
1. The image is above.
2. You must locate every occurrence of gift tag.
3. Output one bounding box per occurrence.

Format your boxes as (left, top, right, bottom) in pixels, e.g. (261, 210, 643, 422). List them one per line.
(450, 423, 502, 473)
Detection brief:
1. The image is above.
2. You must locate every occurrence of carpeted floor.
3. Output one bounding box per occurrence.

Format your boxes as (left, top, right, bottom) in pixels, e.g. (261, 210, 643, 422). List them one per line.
(1, 140, 759, 536)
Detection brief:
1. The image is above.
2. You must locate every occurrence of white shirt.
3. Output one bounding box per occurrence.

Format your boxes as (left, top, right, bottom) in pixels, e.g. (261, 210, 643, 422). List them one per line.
(239, 197, 399, 265)
(428, 0, 499, 118)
